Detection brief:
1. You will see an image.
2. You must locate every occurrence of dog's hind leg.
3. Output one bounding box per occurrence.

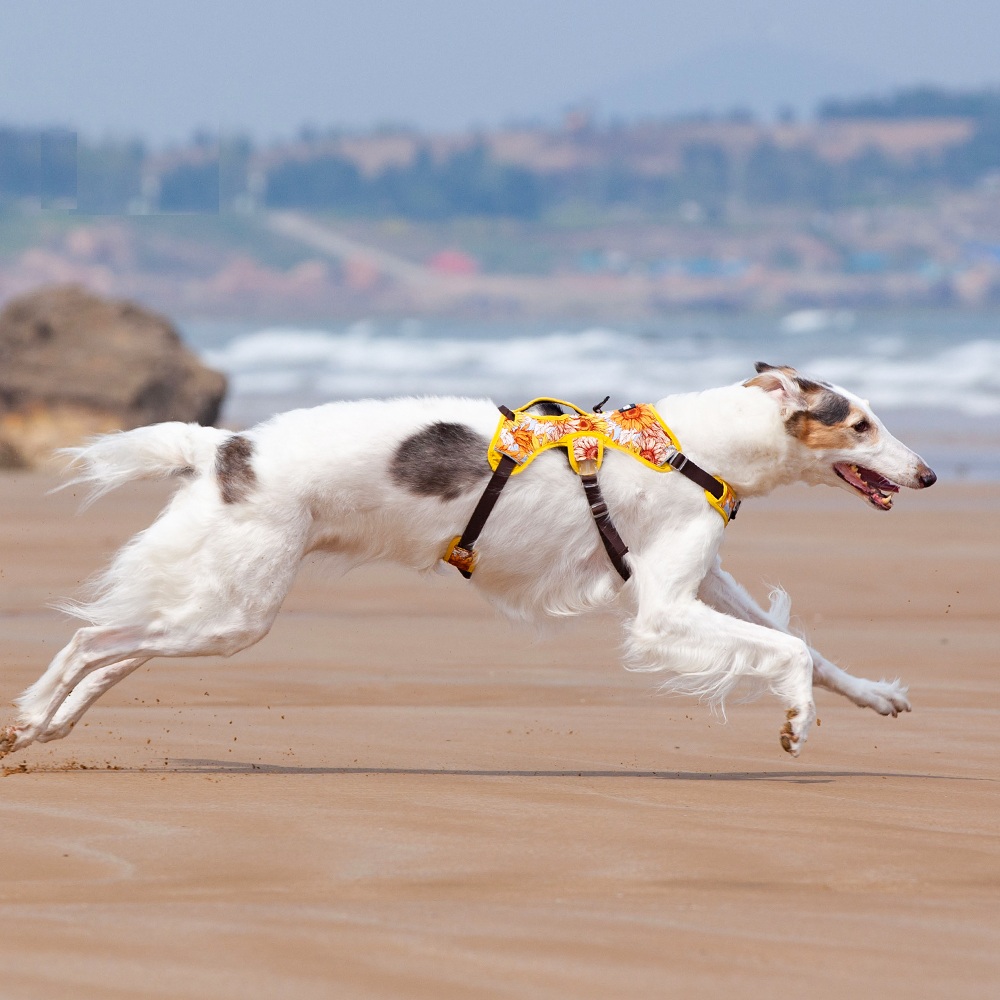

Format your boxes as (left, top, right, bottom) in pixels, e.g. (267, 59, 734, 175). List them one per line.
(698, 557, 910, 716)
(1, 605, 278, 757)
(2, 531, 299, 756)
(35, 656, 150, 743)
(1, 473, 314, 759)
(2, 627, 157, 756)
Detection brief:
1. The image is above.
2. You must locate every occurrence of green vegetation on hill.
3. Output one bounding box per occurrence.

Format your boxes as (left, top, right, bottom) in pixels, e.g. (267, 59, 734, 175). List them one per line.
(2, 86, 999, 221)
(819, 85, 1000, 121)
(266, 143, 542, 220)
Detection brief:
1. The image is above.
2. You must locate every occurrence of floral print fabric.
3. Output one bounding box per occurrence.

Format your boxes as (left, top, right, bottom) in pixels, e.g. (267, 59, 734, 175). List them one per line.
(486, 398, 738, 525)
(488, 400, 681, 475)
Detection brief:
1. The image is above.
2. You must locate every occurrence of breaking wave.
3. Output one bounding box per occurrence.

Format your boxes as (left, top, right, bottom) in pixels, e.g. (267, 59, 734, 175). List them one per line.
(195, 313, 1000, 419)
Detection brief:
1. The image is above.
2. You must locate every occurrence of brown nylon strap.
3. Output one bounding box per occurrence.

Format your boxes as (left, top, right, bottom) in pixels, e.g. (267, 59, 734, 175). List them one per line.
(452, 454, 518, 578)
(579, 473, 631, 581)
(448, 403, 734, 582)
(665, 450, 726, 500)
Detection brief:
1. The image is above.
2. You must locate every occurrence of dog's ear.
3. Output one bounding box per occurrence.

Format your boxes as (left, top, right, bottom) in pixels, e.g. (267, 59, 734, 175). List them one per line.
(753, 361, 803, 377)
(744, 363, 808, 418)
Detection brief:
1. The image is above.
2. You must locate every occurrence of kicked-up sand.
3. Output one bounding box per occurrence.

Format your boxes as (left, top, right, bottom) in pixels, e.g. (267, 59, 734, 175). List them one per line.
(0, 472, 997, 999)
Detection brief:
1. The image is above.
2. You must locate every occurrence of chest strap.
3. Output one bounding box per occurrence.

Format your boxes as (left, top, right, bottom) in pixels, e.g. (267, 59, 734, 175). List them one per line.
(443, 454, 517, 578)
(443, 400, 739, 580)
(579, 470, 632, 579)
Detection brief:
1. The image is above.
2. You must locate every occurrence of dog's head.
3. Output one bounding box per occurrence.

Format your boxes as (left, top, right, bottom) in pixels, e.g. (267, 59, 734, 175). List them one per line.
(745, 362, 936, 510)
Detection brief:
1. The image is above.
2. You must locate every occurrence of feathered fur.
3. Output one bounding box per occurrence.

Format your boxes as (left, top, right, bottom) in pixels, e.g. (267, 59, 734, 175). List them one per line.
(0, 365, 936, 760)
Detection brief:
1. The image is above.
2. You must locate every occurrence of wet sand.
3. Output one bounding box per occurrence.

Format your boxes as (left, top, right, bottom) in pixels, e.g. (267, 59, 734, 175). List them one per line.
(0, 473, 997, 999)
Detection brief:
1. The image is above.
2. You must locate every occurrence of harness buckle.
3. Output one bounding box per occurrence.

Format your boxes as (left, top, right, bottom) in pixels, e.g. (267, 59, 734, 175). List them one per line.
(666, 450, 689, 473)
(444, 536, 478, 578)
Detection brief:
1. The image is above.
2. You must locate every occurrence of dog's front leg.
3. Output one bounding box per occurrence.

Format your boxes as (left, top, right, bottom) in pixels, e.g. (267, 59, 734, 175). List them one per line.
(626, 539, 817, 756)
(698, 557, 910, 717)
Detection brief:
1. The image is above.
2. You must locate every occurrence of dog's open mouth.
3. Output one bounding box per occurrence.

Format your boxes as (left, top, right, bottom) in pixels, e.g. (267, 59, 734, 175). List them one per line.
(834, 462, 901, 510)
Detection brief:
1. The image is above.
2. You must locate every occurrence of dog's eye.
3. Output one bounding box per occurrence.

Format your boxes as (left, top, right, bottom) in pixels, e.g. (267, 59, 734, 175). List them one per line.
(853, 419, 871, 434)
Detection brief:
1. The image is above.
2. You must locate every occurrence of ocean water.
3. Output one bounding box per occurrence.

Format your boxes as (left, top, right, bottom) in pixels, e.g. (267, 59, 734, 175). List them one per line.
(181, 309, 1000, 480)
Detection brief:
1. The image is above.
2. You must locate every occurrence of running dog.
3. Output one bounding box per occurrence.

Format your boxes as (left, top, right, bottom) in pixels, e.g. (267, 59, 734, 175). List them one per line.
(0, 363, 936, 759)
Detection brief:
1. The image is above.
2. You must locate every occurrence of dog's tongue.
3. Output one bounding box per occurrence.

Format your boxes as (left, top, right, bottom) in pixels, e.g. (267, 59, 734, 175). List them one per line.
(857, 466, 900, 493)
(836, 463, 900, 493)
(834, 462, 901, 510)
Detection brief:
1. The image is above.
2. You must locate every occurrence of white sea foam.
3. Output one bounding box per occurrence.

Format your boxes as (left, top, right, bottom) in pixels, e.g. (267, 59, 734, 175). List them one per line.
(188, 314, 1000, 478)
(201, 320, 1000, 418)
(810, 340, 1000, 416)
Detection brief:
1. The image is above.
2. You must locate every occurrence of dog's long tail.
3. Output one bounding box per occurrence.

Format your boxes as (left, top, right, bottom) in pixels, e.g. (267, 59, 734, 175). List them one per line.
(58, 422, 230, 506)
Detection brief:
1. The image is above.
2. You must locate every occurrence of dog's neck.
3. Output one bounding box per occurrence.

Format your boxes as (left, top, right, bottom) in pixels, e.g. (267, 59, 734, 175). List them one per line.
(656, 384, 800, 498)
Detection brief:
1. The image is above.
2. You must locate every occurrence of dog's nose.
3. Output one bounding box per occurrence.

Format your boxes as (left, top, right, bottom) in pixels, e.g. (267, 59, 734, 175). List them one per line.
(918, 467, 937, 488)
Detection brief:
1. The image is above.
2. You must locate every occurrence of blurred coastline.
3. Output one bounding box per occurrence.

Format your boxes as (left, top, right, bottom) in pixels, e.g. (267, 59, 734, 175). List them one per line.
(2, 87, 1000, 321)
(2, 87, 999, 476)
(182, 310, 1000, 480)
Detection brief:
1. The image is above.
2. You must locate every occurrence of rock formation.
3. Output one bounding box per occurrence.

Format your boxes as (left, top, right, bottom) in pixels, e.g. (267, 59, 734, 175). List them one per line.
(0, 285, 226, 468)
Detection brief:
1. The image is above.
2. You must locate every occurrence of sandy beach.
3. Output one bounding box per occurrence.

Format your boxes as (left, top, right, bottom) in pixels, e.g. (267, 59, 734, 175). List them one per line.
(0, 471, 997, 999)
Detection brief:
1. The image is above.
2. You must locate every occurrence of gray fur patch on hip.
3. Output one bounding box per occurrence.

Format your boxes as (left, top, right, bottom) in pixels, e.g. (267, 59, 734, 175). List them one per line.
(217, 434, 256, 503)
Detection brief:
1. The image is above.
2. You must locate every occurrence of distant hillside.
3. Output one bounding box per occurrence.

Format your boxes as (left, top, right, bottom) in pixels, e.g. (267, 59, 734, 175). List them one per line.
(593, 40, 888, 123)
(2, 86, 998, 221)
(819, 85, 1000, 121)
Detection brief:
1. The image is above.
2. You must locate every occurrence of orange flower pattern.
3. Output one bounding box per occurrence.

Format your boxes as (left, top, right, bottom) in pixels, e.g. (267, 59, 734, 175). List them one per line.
(484, 398, 739, 526)
(573, 436, 600, 465)
(489, 401, 681, 475)
(445, 398, 739, 575)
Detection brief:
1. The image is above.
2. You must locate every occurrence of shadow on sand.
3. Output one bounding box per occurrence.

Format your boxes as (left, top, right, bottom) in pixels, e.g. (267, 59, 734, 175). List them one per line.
(140, 758, 979, 785)
(4, 757, 982, 785)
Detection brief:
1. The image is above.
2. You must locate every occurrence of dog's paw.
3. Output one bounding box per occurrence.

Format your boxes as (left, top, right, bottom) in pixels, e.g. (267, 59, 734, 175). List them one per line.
(779, 703, 816, 757)
(856, 679, 911, 717)
(0, 723, 37, 758)
(0, 724, 19, 759)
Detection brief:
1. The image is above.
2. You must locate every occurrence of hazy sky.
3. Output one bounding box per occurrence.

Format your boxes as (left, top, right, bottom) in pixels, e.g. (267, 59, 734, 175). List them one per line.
(1, 0, 998, 142)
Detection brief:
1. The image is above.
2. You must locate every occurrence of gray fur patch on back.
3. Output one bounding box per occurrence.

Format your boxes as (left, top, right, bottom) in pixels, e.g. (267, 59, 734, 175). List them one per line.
(390, 422, 491, 501)
(808, 390, 851, 426)
(217, 435, 256, 503)
(526, 401, 568, 416)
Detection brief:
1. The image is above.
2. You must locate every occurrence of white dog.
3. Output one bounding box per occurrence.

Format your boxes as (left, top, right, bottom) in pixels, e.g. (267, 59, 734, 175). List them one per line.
(0, 363, 936, 760)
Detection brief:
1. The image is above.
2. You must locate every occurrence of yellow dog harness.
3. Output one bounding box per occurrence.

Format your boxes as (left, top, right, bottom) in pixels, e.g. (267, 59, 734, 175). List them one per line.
(444, 398, 740, 580)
